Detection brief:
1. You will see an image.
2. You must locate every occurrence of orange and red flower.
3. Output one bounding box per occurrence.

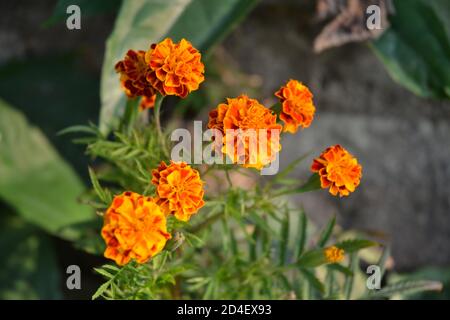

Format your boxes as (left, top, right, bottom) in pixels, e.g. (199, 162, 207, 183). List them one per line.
(275, 80, 315, 133)
(152, 161, 205, 222)
(115, 50, 156, 107)
(145, 38, 204, 98)
(208, 95, 282, 170)
(139, 94, 156, 110)
(311, 145, 362, 197)
(101, 191, 171, 266)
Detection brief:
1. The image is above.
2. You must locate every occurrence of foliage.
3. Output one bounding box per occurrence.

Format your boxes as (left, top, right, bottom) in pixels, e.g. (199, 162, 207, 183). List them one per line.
(64, 109, 438, 300)
(0, 0, 446, 301)
(372, 0, 450, 99)
(0, 211, 61, 299)
(0, 99, 94, 240)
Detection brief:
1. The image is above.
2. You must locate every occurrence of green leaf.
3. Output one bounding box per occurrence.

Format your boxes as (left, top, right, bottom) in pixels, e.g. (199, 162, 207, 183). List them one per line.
(344, 253, 358, 300)
(93, 267, 114, 279)
(371, 0, 450, 99)
(0, 99, 93, 240)
(327, 263, 353, 277)
(92, 281, 111, 300)
(278, 209, 290, 265)
(335, 239, 378, 253)
(0, 214, 62, 299)
(366, 280, 443, 299)
(57, 124, 100, 136)
(293, 210, 307, 259)
(297, 249, 327, 268)
(184, 231, 205, 248)
(99, 0, 260, 133)
(274, 151, 311, 183)
(317, 215, 336, 248)
(248, 212, 278, 239)
(300, 269, 325, 295)
(88, 167, 109, 204)
(274, 173, 321, 197)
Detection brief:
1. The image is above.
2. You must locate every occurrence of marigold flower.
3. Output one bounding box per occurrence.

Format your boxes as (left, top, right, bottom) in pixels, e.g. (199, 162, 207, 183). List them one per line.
(152, 161, 205, 222)
(115, 50, 156, 102)
(145, 38, 204, 98)
(101, 191, 171, 266)
(139, 94, 156, 110)
(311, 145, 362, 197)
(208, 95, 282, 170)
(275, 80, 315, 133)
(324, 246, 345, 263)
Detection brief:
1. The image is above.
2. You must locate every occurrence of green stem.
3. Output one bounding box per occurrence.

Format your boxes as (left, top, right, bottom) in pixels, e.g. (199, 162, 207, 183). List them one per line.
(154, 95, 169, 158)
(120, 98, 139, 134)
(189, 210, 224, 234)
(225, 169, 233, 187)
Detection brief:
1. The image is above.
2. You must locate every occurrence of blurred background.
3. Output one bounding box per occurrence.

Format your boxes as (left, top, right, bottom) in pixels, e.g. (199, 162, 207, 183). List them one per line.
(0, 0, 449, 299)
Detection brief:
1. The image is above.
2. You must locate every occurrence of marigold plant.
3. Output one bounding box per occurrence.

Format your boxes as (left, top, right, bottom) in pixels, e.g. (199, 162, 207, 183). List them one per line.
(115, 50, 156, 109)
(208, 95, 282, 170)
(311, 144, 362, 197)
(275, 79, 315, 133)
(145, 38, 205, 98)
(101, 192, 171, 266)
(324, 246, 345, 263)
(64, 36, 417, 301)
(151, 160, 205, 222)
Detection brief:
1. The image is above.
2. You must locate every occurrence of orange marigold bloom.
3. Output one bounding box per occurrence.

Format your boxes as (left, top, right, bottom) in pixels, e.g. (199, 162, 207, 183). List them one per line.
(101, 191, 171, 266)
(275, 80, 315, 133)
(208, 95, 282, 170)
(115, 50, 156, 101)
(311, 145, 362, 197)
(139, 94, 156, 110)
(145, 38, 204, 98)
(324, 246, 345, 263)
(152, 161, 205, 222)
